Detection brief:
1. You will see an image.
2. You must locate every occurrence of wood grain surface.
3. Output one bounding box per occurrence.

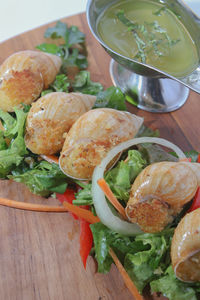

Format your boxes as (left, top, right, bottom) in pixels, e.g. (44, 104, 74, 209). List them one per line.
(0, 13, 199, 300)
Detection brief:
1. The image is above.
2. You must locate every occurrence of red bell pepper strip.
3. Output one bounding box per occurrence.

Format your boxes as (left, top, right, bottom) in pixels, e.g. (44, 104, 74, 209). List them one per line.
(188, 187, 200, 212)
(197, 154, 200, 163)
(78, 204, 93, 269)
(57, 189, 94, 268)
(79, 218, 93, 269)
(56, 188, 78, 219)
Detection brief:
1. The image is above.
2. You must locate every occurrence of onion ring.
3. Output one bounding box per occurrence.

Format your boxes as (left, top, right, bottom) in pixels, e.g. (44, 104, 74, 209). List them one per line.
(92, 137, 186, 236)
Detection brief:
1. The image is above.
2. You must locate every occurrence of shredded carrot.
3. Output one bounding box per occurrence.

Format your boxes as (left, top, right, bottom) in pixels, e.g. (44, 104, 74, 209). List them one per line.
(97, 178, 128, 220)
(109, 248, 144, 300)
(124, 156, 129, 163)
(0, 197, 101, 224)
(63, 201, 100, 224)
(0, 197, 68, 212)
(41, 154, 59, 164)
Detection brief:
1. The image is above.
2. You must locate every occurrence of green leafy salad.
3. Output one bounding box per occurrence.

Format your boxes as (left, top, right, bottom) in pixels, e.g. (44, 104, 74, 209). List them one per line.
(87, 148, 200, 300)
(0, 21, 200, 300)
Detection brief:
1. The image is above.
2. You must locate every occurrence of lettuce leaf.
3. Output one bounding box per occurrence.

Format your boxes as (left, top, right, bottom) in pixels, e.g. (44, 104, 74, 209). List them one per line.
(73, 182, 93, 206)
(0, 108, 28, 178)
(105, 150, 146, 202)
(90, 222, 148, 274)
(151, 266, 199, 300)
(74, 150, 146, 206)
(138, 143, 178, 164)
(0, 132, 7, 150)
(124, 230, 173, 292)
(0, 110, 16, 135)
(91, 222, 200, 298)
(9, 160, 68, 197)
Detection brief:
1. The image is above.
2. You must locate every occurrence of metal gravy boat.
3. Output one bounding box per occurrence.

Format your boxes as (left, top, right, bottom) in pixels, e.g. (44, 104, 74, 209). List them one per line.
(86, 0, 200, 113)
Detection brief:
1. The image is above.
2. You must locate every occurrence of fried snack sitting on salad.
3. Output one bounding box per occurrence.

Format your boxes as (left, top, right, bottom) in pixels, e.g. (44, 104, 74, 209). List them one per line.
(126, 161, 200, 233)
(25, 92, 96, 155)
(0, 50, 62, 112)
(59, 108, 143, 180)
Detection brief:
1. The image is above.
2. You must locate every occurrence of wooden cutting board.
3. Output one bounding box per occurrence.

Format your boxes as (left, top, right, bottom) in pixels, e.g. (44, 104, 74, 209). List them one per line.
(0, 13, 199, 300)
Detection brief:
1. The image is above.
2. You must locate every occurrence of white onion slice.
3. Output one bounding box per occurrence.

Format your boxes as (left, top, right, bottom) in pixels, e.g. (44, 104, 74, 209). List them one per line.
(92, 137, 186, 236)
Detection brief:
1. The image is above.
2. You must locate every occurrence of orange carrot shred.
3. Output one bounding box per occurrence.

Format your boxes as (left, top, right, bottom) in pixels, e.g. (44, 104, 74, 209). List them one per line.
(63, 201, 100, 224)
(109, 248, 144, 300)
(0, 197, 68, 212)
(97, 178, 128, 220)
(41, 154, 59, 164)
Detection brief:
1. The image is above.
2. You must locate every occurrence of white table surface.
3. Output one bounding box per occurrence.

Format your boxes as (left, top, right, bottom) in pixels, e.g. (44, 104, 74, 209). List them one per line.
(0, 0, 199, 43)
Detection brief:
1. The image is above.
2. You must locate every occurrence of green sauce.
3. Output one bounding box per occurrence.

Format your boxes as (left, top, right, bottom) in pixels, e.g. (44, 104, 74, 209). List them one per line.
(97, 0, 199, 77)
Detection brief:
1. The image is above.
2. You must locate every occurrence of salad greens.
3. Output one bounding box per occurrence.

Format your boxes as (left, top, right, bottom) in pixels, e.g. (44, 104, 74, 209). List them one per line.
(151, 266, 200, 300)
(37, 21, 127, 110)
(124, 230, 173, 293)
(41, 72, 126, 111)
(9, 160, 68, 197)
(0, 108, 28, 178)
(75, 143, 200, 299)
(36, 21, 88, 72)
(72, 71, 103, 95)
(73, 182, 93, 206)
(41, 74, 70, 96)
(90, 222, 149, 273)
(91, 221, 200, 299)
(94, 86, 127, 111)
(105, 150, 146, 202)
(0, 107, 69, 196)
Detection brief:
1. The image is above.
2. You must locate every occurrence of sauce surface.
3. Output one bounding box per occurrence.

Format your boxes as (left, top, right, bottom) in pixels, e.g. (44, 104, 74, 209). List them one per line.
(97, 0, 199, 77)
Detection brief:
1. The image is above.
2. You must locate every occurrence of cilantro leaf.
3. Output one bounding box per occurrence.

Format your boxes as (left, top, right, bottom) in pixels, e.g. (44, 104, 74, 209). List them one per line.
(94, 86, 127, 110)
(67, 25, 85, 47)
(36, 43, 63, 56)
(44, 21, 68, 40)
(62, 48, 88, 71)
(42, 74, 70, 96)
(36, 21, 88, 72)
(72, 71, 103, 95)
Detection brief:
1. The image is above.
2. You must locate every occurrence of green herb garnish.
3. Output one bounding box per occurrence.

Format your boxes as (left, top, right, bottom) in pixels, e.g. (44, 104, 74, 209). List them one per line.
(116, 10, 180, 63)
(41, 74, 70, 96)
(36, 21, 88, 73)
